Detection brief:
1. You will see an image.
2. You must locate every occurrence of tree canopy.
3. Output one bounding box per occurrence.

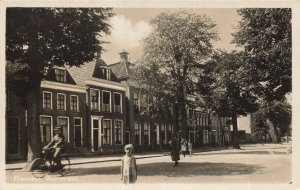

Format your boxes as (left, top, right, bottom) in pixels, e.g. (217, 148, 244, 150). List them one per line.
(6, 8, 113, 86)
(233, 8, 291, 102)
(136, 10, 219, 137)
(198, 50, 259, 148)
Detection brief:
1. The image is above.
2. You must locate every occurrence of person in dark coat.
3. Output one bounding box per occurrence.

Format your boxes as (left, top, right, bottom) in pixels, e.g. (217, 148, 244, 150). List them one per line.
(169, 134, 180, 166)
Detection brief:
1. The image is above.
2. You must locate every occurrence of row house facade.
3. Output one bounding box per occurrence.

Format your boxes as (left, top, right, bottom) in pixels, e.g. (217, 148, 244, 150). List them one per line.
(6, 51, 232, 160)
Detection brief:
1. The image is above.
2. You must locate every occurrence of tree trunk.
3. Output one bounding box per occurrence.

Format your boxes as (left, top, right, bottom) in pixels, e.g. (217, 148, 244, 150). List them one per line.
(23, 81, 42, 171)
(23, 32, 43, 171)
(231, 114, 240, 149)
(177, 85, 187, 139)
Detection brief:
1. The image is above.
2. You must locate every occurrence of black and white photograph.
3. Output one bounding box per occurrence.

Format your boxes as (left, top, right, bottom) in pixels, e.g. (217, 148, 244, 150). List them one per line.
(1, 1, 300, 190)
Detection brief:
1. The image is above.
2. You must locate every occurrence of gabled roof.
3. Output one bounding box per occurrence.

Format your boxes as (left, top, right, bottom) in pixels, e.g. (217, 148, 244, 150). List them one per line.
(67, 58, 120, 87)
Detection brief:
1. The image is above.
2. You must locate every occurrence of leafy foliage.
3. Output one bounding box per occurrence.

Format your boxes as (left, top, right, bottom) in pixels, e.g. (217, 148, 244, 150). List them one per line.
(6, 8, 113, 85)
(135, 11, 218, 133)
(197, 50, 259, 148)
(251, 101, 291, 139)
(233, 8, 291, 102)
(199, 50, 259, 117)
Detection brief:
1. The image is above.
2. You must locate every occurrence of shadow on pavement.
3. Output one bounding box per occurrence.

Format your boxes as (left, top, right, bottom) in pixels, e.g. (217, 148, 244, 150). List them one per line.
(68, 162, 264, 177)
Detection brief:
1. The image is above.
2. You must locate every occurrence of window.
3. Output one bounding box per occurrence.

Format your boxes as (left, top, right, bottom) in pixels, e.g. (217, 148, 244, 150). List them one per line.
(155, 124, 160, 145)
(74, 118, 82, 147)
(101, 67, 111, 80)
(114, 93, 122, 113)
(161, 124, 166, 144)
(102, 91, 111, 112)
(40, 116, 52, 144)
(57, 93, 66, 110)
(167, 125, 173, 142)
(70, 95, 79, 111)
(103, 120, 111, 145)
(143, 123, 150, 145)
(134, 93, 139, 113)
(57, 117, 69, 142)
(90, 89, 100, 111)
(114, 120, 123, 145)
(55, 68, 66, 83)
(134, 122, 141, 145)
(43, 91, 52, 109)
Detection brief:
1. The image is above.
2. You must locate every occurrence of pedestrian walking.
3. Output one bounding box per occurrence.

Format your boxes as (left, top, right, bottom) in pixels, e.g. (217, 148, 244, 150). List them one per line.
(121, 144, 137, 184)
(188, 139, 192, 157)
(169, 134, 180, 166)
(181, 139, 187, 157)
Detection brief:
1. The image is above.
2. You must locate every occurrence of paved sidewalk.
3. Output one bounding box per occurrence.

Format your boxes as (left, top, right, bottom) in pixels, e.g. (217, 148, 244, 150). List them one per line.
(6, 143, 291, 171)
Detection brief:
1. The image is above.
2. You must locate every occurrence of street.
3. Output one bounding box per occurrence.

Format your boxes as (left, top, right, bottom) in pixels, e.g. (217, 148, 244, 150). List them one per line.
(6, 143, 291, 184)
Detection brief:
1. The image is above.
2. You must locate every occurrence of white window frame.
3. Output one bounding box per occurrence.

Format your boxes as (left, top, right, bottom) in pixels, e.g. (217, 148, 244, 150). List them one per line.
(70, 95, 79, 112)
(103, 119, 112, 145)
(135, 122, 141, 145)
(40, 115, 53, 142)
(54, 68, 67, 83)
(57, 116, 70, 142)
(73, 117, 83, 147)
(102, 90, 111, 112)
(113, 92, 122, 113)
(100, 67, 111, 80)
(43, 91, 53, 109)
(144, 123, 151, 145)
(57, 93, 66, 111)
(155, 123, 160, 145)
(90, 88, 100, 111)
(114, 119, 123, 145)
(161, 123, 167, 144)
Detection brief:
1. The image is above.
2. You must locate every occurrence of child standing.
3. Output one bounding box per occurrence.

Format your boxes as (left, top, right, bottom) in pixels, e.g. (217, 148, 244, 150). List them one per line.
(121, 144, 137, 184)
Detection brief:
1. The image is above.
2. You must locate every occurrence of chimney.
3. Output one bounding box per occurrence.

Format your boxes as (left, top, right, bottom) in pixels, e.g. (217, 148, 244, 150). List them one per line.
(119, 49, 129, 63)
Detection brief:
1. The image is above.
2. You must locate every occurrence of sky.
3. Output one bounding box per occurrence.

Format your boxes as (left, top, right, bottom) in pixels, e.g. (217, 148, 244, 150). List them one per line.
(101, 8, 242, 64)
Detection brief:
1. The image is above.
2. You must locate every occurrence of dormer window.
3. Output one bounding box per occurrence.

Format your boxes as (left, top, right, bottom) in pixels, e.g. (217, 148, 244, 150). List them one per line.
(100, 67, 111, 80)
(55, 68, 66, 83)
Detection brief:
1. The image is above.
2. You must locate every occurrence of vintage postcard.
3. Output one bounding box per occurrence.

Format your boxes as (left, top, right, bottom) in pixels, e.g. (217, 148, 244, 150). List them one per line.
(1, 0, 299, 190)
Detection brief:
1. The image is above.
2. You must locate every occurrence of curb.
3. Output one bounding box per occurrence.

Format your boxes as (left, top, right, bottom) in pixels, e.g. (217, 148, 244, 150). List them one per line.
(6, 154, 169, 171)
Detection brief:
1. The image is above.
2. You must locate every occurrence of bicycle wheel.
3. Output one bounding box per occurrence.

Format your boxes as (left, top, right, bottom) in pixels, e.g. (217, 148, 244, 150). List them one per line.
(31, 158, 49, 178)
(58, 156, 70, 176)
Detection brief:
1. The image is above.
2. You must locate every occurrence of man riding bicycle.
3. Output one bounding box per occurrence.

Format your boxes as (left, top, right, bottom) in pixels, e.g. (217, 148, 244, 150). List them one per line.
(43, 126, 65, 169)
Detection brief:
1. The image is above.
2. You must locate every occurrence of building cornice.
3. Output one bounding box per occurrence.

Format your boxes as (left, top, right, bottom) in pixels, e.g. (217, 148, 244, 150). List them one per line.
(41, 80, 87, 93)
(86, 79, 127, 92)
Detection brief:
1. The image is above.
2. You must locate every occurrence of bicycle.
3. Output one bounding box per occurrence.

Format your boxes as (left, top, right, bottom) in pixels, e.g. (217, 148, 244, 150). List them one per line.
(31, 148, 71, 178)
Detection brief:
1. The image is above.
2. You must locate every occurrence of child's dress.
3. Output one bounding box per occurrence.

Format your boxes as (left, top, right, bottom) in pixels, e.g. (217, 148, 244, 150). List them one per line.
(121, 155, 137, 184)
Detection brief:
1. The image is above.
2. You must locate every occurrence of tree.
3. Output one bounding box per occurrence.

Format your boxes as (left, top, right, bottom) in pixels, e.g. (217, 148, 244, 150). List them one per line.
(233, 8, 291, 102)
(6, 8, 113, 165)
(233, 9, 292, 142)
(139, 11, 218, 138)
(253, 101, 291, 142)
(198, 51, 259, 149)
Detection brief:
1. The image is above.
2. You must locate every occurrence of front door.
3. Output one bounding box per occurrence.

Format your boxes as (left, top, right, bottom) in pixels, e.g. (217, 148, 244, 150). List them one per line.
(6, 118, 19, 154)
(91, 116, 103, 151)
(74, 118, 82, 147)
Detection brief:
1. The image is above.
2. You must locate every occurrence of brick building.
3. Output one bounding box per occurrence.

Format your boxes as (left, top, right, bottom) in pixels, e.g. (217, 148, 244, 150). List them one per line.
(5, 51, 231, 160)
